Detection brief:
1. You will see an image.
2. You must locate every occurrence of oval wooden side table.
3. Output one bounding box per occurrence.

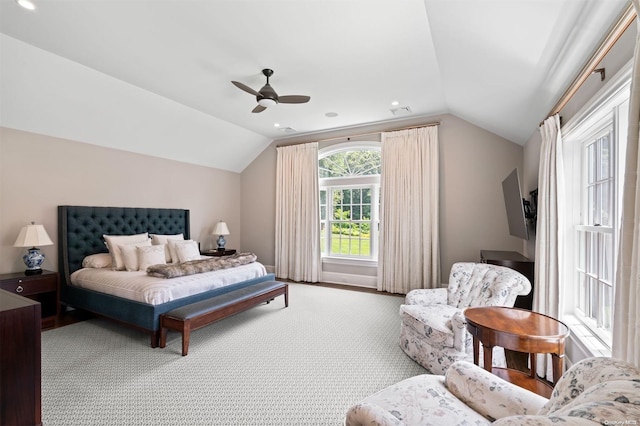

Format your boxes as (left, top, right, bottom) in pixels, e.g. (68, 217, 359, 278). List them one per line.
(464, 306, 570, 398)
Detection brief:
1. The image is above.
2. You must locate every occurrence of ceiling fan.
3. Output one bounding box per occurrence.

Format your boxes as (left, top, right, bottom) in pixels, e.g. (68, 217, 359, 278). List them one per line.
(231, 69, 310, 113)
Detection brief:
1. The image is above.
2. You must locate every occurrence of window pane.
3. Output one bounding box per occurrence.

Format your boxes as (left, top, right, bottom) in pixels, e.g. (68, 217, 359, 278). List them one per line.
(602, 284, 612, 331)
(343, 189, 351, 205)
(362, 205, 371, 220)
(318, 149, 381, 178)
(601, 181, 611, 226)
(352, 188, 361, 204)
(599, 135, 611, 179)
(602, 233, 613, 284)
(595, 184, 602, 225)
(587, 142, 596, 184)
(363, 188, 371, 204)
(352, 206, 361, 220)
(587, 186, 595, 224)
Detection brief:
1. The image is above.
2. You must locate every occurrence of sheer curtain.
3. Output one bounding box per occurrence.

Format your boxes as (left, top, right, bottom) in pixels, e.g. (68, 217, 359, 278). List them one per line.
(613, 0, 640, 367)
(275, 142, 321, 283)
(377, 126, 439, 294)
(534, 114, 565, 379)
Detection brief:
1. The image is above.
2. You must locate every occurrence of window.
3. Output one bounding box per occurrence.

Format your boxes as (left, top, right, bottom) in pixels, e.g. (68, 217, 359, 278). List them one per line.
(318, 143, 381, 260)
(562, 64, 629, 351)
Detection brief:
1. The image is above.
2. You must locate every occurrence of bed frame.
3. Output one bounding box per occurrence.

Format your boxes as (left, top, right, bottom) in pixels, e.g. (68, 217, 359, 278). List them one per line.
(57, 206, 274, 347)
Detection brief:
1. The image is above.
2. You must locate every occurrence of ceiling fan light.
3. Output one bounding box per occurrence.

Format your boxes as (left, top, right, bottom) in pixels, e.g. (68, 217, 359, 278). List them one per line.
(258, 98, 277, 108)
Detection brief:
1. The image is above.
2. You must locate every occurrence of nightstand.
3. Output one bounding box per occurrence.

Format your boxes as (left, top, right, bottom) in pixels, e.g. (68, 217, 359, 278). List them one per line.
(201, 249, 237, 257)
(0, 270, 59, 329)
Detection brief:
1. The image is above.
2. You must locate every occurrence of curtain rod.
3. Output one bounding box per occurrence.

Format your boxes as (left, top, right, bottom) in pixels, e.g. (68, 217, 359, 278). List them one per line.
(276, 120, 441, 147)
(546, 2, 636, 119)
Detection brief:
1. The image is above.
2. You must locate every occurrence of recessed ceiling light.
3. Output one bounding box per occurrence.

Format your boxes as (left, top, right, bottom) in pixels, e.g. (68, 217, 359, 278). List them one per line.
(16, 0, 36, 10)
(325, 112, 338, 118)
(391, 101, 399, 106)
(274, 123, 280, 128)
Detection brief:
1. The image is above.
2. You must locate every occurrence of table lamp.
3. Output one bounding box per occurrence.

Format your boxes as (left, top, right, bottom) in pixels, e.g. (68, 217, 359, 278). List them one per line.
(212, 221, 230, 252)
(13, 221, 54, 275)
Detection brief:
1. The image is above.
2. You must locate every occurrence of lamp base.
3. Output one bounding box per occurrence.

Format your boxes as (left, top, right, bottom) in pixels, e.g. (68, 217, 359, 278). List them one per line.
(25, 268, 43, 276)
(216, 235, 227, 252)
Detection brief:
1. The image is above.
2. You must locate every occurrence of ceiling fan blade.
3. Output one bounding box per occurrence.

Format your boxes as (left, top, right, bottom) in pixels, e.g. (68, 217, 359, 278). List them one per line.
(278, 95, 310, 104)
(252, 105, 266, 113)
(232, 81, 261, 97)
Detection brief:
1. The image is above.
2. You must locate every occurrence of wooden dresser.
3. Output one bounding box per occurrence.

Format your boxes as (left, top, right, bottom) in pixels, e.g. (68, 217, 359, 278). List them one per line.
(0, 289, 42, 426)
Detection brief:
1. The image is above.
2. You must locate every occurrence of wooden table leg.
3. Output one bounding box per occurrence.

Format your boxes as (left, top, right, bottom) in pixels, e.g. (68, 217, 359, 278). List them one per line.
(551, 353, 564, 384)
(472, 336, 479, 366)
(482, 344, 493, 372)
(530, 353, 537, 378)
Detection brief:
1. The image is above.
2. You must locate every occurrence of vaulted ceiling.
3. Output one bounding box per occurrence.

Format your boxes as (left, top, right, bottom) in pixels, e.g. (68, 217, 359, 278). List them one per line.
(0, 0, 630, 172)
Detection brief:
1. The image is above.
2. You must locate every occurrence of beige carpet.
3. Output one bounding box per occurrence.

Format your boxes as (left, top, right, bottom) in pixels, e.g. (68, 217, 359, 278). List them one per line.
(41, 283, 426, 425)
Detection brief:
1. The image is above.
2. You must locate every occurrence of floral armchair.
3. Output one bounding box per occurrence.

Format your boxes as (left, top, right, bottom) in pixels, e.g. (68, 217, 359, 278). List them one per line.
(345, 357, 640, 426)
(399, 262, 531, 374)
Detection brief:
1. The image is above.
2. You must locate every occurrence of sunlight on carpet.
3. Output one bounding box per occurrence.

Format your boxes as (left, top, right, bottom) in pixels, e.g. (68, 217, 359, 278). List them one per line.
(41, 283, 427, 425)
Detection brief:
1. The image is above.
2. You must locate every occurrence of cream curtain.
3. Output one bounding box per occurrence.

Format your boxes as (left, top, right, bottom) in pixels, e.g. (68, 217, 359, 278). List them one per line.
(275, 143, 321, 282)
(534, 114, 565, 379)
(613, 0, 640, 368)
(377, 126, 440, 294)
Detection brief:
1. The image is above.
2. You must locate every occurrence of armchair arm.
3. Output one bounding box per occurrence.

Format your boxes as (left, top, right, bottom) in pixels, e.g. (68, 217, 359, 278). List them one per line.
(344, 402, 403, 426)
(450, 310, 468, 352)
(405, 287, 447, 306)
(445, 361, 547, 421)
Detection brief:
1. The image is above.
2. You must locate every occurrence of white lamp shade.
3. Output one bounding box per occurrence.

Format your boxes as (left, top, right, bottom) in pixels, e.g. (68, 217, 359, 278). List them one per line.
(13, 223, 54, 247)
(257, 98, 277, 108)
(212, 221, 230, 236)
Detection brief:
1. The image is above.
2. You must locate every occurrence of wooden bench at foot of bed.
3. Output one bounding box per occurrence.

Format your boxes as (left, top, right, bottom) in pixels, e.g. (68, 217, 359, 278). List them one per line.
(159, 280, 288, 356)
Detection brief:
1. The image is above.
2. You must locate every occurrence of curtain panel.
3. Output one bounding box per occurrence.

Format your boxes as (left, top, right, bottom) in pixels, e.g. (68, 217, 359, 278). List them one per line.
(535, 114, 565, 379)
(377, 126, 440, 294)
(613, 0, 640, 367)
(275, 143, 321, 282)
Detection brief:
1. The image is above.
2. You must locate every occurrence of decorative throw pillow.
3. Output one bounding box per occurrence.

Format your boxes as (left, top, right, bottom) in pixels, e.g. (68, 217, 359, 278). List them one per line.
(81, 253, 112, 269)
(103, 233, 149, 270)
(137, 245, 166, 271)
(150, 233, 184, 262)
(119, 240, 152, 272)
(174, 240, 200, 263)
(167, 239, 198, 263)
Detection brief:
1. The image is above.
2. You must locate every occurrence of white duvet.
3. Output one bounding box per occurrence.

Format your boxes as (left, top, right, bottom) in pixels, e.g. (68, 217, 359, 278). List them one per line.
(70, 261, 268, 305)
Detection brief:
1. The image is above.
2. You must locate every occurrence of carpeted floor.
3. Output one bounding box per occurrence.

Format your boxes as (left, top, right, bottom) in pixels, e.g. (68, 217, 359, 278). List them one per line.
(41, 283, 426, 425)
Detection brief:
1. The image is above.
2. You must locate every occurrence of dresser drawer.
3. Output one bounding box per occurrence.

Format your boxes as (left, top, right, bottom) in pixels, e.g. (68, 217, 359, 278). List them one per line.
(0, 275, 56, 296)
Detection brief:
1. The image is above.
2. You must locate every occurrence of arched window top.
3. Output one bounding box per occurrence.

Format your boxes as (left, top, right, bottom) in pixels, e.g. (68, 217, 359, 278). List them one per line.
(318, 141, 381, 178)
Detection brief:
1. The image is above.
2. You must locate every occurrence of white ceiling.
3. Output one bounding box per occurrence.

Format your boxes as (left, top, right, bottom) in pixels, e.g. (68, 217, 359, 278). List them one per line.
(0, 0, 630, 172)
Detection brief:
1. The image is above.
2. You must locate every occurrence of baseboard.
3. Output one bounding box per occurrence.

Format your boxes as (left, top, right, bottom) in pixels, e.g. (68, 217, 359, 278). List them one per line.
(319, 271, 377, 289)
(263, 265, 377, 288)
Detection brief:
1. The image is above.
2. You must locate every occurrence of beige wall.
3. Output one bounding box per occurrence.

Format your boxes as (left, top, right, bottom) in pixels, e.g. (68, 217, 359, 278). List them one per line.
(0, 127, 242, 274)
(241, 113, 526, 284)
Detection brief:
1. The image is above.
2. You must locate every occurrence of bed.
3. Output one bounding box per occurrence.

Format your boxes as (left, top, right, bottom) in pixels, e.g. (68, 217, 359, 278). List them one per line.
(57, 205, 274, 346)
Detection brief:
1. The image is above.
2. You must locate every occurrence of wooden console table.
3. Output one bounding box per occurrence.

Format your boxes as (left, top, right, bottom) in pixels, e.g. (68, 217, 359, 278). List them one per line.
(464, 306, 570, 398)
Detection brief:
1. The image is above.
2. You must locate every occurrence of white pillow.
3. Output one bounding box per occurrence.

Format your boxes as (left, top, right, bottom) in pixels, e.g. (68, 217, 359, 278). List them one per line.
(82, 253, 112, 269)
(150, 233, 184, 262)
(167, 239, 198, 263)
(137, 245, 167, 271)
(174, 240, 200, 262)
(103, 233, 149, 270)
(119, 240, 152, 272)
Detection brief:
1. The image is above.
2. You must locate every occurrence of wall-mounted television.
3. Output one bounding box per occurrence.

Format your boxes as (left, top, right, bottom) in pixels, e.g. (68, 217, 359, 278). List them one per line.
(501, 168, 529, 240)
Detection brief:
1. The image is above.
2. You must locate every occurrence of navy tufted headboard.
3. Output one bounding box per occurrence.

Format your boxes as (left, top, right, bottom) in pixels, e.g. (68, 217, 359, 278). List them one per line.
(58, 206, 190, 283)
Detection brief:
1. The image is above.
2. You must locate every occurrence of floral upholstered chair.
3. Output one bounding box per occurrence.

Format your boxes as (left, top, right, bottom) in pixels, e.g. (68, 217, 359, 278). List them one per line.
(345, 357, 640, 426)
(399, 262, 531, 374)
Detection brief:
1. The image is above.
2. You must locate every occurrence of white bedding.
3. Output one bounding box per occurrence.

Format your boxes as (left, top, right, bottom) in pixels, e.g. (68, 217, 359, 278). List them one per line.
(70, 261, 268, 305)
